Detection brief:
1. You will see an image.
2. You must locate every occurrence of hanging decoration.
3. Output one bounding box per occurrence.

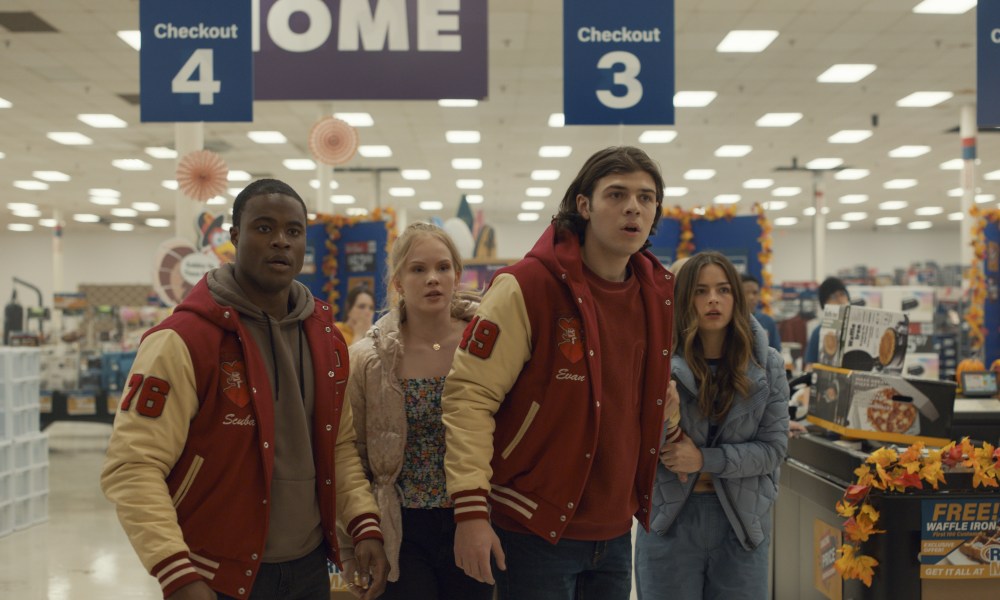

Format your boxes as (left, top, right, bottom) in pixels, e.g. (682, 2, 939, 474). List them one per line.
(176, 150, 229, 202)
(753, 203, 774, 315)
(662, 205, 739, 259)
(313, 207, 397, 313)
(309, 117, 359, 166)
(966, 206, 998, 353)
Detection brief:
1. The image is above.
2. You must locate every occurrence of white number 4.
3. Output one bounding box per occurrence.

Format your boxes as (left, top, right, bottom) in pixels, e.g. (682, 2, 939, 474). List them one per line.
(171, 49, 221, 106)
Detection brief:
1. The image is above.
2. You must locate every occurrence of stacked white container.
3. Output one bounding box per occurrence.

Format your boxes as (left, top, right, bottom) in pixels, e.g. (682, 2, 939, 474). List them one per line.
(0, 348, 47, 536)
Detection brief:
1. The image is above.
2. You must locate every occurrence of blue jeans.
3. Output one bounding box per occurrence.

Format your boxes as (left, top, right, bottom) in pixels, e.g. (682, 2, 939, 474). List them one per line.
(218, 543, 329, 600)
(494, 527, 632, 600)
(635, 493, 770, 600)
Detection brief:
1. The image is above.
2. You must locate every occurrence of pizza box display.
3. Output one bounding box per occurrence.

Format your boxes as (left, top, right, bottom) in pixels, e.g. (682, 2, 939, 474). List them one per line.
(816, 304, 909, 374)
(808, 364, 957, 446)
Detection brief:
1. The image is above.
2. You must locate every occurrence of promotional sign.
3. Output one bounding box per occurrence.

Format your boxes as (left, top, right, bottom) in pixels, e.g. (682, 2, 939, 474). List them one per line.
(299, 220, 388, 320)
(691, 216, 764, 282)
(813, 520, 843, 600)
(563, 0, 674, 125)
(140, 0, 253, 122)
(254, 0, 488, 100)
(979, 2, 1000, 126)
(920, 499, 1000, 579)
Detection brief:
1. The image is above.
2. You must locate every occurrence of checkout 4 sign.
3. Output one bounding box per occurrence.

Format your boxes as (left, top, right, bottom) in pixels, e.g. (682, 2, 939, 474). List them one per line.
(140, 0, 253, 122)
(563, 0, 674, 125)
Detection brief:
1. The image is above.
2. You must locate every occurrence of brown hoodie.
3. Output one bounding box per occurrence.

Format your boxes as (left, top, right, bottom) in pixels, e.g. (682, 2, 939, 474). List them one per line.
(207, 264, 323, 562)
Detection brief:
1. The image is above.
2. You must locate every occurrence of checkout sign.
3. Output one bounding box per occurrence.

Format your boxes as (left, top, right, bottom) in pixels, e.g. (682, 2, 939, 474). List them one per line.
(978, 1, 1000, 127)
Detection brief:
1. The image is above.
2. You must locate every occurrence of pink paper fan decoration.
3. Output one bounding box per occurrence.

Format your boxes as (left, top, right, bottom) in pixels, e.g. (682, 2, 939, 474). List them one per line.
(309, 117, 359, 166)
(176, 150, 229, 202)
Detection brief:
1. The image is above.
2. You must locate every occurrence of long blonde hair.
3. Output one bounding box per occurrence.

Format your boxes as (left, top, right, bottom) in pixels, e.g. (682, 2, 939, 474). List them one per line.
(385, 222, 475, 315)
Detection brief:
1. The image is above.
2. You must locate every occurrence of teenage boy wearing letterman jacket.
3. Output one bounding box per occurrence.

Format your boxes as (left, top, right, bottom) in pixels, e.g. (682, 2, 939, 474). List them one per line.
(442, 147, 681, 600)
(101, 179, 388, 600)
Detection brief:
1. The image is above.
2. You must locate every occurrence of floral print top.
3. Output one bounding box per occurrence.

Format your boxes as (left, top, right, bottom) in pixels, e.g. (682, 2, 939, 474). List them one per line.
(399, 376, 453, 508)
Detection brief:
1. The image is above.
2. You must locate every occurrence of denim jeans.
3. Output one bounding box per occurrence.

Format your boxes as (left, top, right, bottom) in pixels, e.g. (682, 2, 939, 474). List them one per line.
(218, 543, 330, 600)
(634, 493, 770, 600)
(494, 526, 632, 600)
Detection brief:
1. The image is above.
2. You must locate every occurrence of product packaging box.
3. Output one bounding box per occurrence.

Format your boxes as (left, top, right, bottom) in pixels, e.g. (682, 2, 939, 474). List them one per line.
(809, 364, 957, 445)
(816, 304, 909, 374)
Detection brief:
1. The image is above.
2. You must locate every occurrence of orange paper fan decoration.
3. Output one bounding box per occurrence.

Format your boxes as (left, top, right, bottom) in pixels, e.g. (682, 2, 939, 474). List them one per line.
(176, 150, 229, 202)
(309, 117, 359, 166)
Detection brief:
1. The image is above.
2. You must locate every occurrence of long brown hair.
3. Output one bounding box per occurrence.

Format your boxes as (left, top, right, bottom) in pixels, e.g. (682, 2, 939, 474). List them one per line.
(674, 251, 757, 421)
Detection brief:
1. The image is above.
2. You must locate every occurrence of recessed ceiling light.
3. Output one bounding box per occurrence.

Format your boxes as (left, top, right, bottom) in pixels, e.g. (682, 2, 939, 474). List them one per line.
(117, 30, 141, 50)
(446, 130, 480, 144)
(248, 131, 287, 144)
(879, 201, 909, 210)
(47, 132, 93, 145)
(743, 179, 774, 189)
(842, 212, 868, 221)
(0, 151, 5, 159)
(896, 91, 953, 107)
(715, 145, 752, 158)
(333, 112, 374, 127)
(358, 145, 392, 158)
(78, 113, 127, 128)
(913, 0, 976, 15)
(673, 91, 718, 107)
(7, 203, 37, 211)
(419, 201, 444, 211)
(838, 194, 868, 205)
(531, 170, 560, 181)
(938, 159, 964, 170)
(526, 187, 552, 197)
(817, 64, 876, 83)
(907, 221, 933, 230)
(7, 224, 33, 232)
(713, 194, 741, 205)
(146, 218, 171, 228)
(806, 158, 844, 169)
(0, 97, 12, 108)
(73, 213, 101, 223)
(162, 180, 179, 190)
(283, 158, 316, 170)
(948, 212, 964, 221)
(457, 179, 484, 190)
(452, 158, 482, 170)
(438, 99, 478, 108)
(145, 146, 177, 159)
(32, 171, 70, 182)
(346, 208, 369, 216)
(684, 169, 715, 181)
(517, 212, 541, 222)
(827, 221, 850, 230)
(548, 113, 565, 127)
(309, 179, 340, 189)
(716, 30, 779, 53)
(639, 130, 677, 143)
(38, 219, 57, 228)
(916, 206, 944, 215)
(110, 223, 135, 232)
(773, 187, 802, 197)
(774, 217, 798, 226)
(112, 159, 152, 171)
(522, 201, 546, 211)
(388, 187, 415, 197)
(132, 202, 160, 212)
(12, 208, 41, 218)
(13, 180, 49, 191)
(984, 169, 1000, 180)
(89, 196, 119, 206)
(664, 187, 688, 197)
(947, 187, 964, 197)
(828, 130, 873, 144)
(756, 113, 803, 127)
(228, 187, 243, 197)
(976, 193, 997, 203)
(465, 194, 484, 204)
(401, 169, 431, 180)
(206, 196, 227, 206)
(228, 170, 252, 181)
(883, 179, 918, 189)
(835, 169, 870, 180)
(111, 207, 138, 217)
(331, 195, 356, 204)
(876, 217, 902, 226)
(763, 200, 788, 211)
(539, 146, 572, 158)
(888, 145, 931, 158)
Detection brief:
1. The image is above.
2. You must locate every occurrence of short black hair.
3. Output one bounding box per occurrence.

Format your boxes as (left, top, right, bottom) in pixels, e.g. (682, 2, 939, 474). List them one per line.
(818, 277, 849, 308)
(232, 179, 307, 228)
(740, 273, 760, 286)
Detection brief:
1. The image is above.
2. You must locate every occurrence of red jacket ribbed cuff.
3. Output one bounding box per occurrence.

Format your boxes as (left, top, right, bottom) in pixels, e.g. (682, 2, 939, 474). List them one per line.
(347, 513, 383, 544)
(152, 552, 204, 598)
(452, 489, 490, 522)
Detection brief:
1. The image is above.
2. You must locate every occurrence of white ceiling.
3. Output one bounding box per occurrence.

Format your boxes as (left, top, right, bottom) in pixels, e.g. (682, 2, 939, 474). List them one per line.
(0, 0, 993, 238)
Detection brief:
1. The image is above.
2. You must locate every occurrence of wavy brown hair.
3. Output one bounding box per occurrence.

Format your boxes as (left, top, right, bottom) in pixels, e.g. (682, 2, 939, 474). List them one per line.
(674, 251, 758, 421)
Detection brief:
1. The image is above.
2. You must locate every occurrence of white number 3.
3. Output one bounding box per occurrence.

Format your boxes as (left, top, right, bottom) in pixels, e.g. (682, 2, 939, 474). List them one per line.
(171, 49, 221, 106)
(596, 51, 643, 110)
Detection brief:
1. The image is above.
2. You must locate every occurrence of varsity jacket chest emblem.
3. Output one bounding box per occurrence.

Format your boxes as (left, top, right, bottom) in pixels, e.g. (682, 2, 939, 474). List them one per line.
(557, 316, 584, 363)
(220, 360, 250, 407)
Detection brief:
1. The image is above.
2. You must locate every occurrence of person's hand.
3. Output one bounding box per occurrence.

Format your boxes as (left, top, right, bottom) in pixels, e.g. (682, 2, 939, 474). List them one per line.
(353, 539, 388, 600)
(454, 519, 506, 585)
(664, 380, 679, 422)
(789, 420, 809, 438)
(660, 435, 703, 477)
(167, 581, 216, 600)
(341, 558, 363, 598)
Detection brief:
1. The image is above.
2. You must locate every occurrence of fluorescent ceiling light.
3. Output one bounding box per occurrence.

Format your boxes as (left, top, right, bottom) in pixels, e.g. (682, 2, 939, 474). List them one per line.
(7, 224, 33, 232)
(47, 132, 93, 145)
(879, 200, 908, 210)
(388, 187, 415, 197)
(939, 159, 964, 170)
(916, 206, 944, 215)
(842, 212, 868, 221)
(228, 187, 243, 197)
(888, 145, 931, 158)
(883, 179, 918, 189)
(283, 158, 316, 170)
(947, 188, 964, 197)
(13, 180, 49, 191)
(401, 169, 431, 180)
(110, 223, 134, 232)
(838, 194, 868, 205)
(465, 194, 484, 204)
(89, 196, 119, 206)
(132, 202, 160, 212)
(639, 130, 677, 143)
(977, 193, 997, 203)
(684, 169, 715, 181)
(664, 187, 688, 197)
(716, 30, 779, 53)
(517, 212, 541, 222)
(756, 113, 802, 127)
(774, 217, 798, 226)
(162, 180, 179, 190)
(145, 146, 177, 159)
(913, 0, 976, 15)
(522, 201, 546, 211)
(78, 113, 127, 128)
(457, 179, 484, 190)
(333, 112, 374, 127)
(896, 91, 953, 107)
(226, 170, 251, 182)
(531, 170, 560, 181)
(7, 203, 37, 211)
(773, 187, 802, 197)
(111, 207, 138, 217)
(548, 113, 565, 127)
(146, 218, 171, 228)
(117, 30, 141, 50)
(539, 146, 572, 158)
(907, 221, 933, 230)
(331, 195, 356, 204)
(419, 201, 444, 211)
(309, 179, 340, 189)
(452, 158, 482, 170)
(948, 212, 964, 221)
(358, 145, 392, 157)
(446, 130, 480, 144)
(763, 201, 788, 211)
(346, 208, 369, 216)
(12, 208, 41, 218)
(111, 159, 152, 171)
(806, 158, 843, 169)
(438, 99, 477, 108)
(38, 219, 57, 228)
(73, 213, 100, 223)
(674, 91, 717, 107)
(876, 217, 902, 226)
(817, 64, 876, 83)
(32, 171, 70, 182)
(248, 131, 287, 144)
(827, 221, 850, 230)
(713, 194, 741, 205)
(984, 169, 1000, 180)
(743, 179, 773, 189)
(0, 97, 12, 108)
(526, 187, 552, 197)
(0, 152, 4, 159)
(715, 145, 752, 158)
(828, 130, 872, 144)
(206, 196, 226, 206)
(835, 169, 870, 180)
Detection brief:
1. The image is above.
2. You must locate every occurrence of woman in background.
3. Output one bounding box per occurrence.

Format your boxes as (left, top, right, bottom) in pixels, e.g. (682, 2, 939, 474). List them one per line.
(339, 222, 492, 600)
(336, 285, 376, 345)
(636, 251, 789, 600)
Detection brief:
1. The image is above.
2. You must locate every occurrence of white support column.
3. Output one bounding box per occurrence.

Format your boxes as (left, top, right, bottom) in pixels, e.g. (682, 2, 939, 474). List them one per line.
(811, 172, 826, 281)
(317, 164, 331, 215)
(51, 209, 64, 335)
(960, 104, 977, 270)
(174, 122, 204, 244)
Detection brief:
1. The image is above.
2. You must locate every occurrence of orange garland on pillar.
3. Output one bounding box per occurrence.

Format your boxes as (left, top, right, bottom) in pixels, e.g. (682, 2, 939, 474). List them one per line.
(662, 205, 739, 260)
(753, 203, 774, 315)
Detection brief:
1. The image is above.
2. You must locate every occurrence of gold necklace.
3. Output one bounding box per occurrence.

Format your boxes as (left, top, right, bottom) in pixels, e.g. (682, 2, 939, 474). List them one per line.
(432, 342, 441, 351)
